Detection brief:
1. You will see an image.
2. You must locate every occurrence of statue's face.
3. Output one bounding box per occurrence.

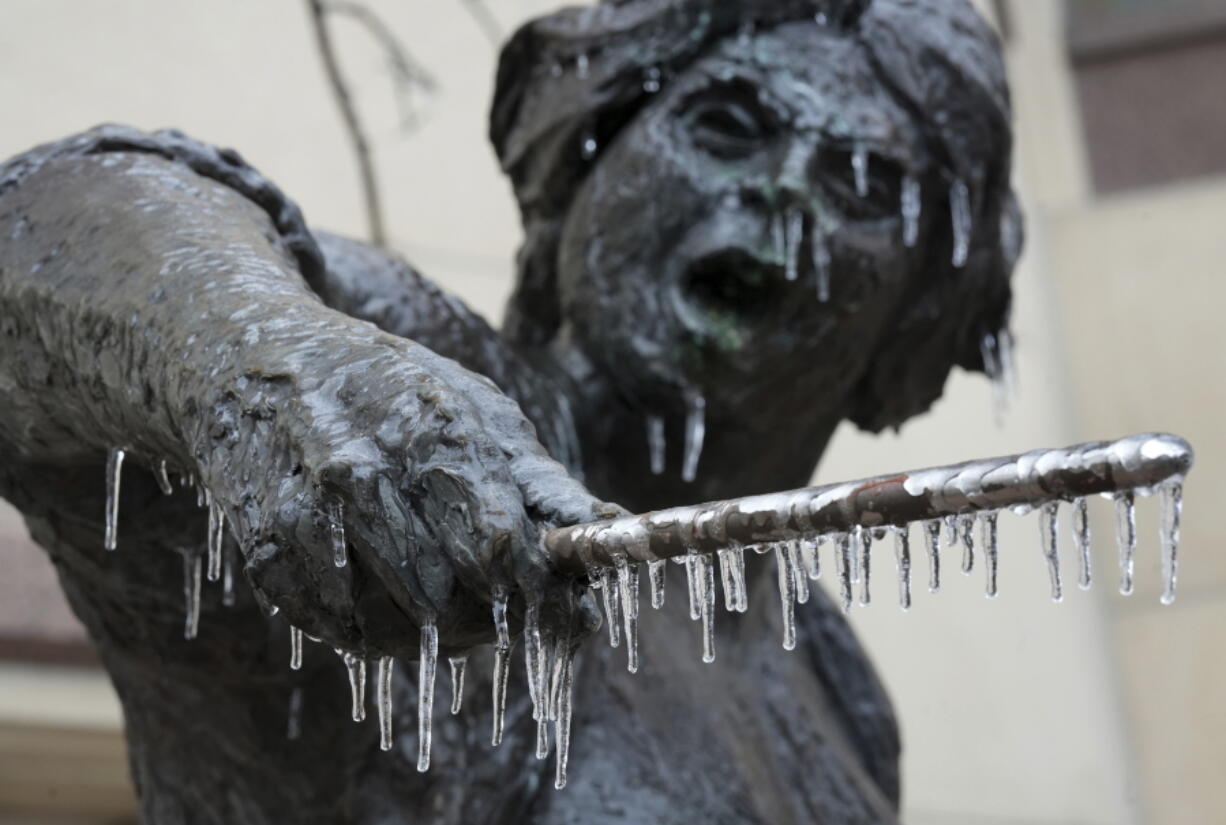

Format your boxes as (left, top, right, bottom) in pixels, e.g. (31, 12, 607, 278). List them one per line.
(555, 21, 932, 430)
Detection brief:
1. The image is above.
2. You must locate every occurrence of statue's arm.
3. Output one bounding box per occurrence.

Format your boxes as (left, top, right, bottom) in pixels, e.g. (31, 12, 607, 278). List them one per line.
(309, 231, 581, 471)
(0, 127, 609, 658)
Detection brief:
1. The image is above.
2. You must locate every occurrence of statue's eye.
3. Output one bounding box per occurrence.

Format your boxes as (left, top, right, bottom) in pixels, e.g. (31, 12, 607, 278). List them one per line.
(688, 99, 772, 159)
(814, 147, 903, 221)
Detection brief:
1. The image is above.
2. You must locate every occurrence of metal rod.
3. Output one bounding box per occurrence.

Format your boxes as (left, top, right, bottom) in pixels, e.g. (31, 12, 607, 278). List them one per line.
(545, 433, 1193, 576)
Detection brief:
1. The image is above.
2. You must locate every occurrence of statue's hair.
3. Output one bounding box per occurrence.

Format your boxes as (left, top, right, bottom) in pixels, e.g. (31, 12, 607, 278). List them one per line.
(490, 0, 1022, 432)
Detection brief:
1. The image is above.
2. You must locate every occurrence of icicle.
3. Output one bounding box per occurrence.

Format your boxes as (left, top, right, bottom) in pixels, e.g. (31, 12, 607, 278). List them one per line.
(492, 590, 511, 650)
(1039, 502, 1062, 602)
(647, 415, 666, 475)
(857, 527, 872, 606)
(901, 175, 922, 248)
(287, 686, 303, 741)
(491, 643, 511, 746)
(615, 556, 639, 674)
(981, 511, 999, 598)
(789, 540, 810, 604)
(949, 179, 972, 268)
(731, 545, 748, 612)
(525, 602, 545, 718)
(553, 648, 575, 790)
(221, 547, 235, 607)
(599, 568, 621, 648)
(685, 550, 701, 621)
(1159, 481, 1182, 605)
(813, 228, 832, 302)
(852, 144, 870, 198)
(448, 657, 466, 716)
(183, 553, 202, 640)
(156, 459, 174, 496)
(998, 328, 1017, 396)
(417, 622, 437, 772)
(784, 206, 803, 282)
(893, 526, 911, 610)
(207, 501, 224, 582)
(576, 51, 590, 79)
(378, 655, 394, 751)
(1072, 497, 1091, 590)
(717, 548, 738, 612)
(328, 500, 347, 568)
(775, 544, 798, 650)
(835, 532, 853, 612)
(681, 393, 706, 483)
(104, 448, 125, 551)
(848, 528, 861, 585)
(290, 626, 304, 671)
(924, 519, 942, 593)
(196, 483, 206, 509)
(771, 210, 787, 263)
(648, 559, 666, 609)
(1114, 491, 1137, 596)
(959, 514, 976, 574)
(344, 653, 367, 722)
(642, 65, 661, 93)
(699, 553, 716, 663)
(800, 537, 822, 581)
(580, 133, 598, 161)
(943, 514, 959, 548)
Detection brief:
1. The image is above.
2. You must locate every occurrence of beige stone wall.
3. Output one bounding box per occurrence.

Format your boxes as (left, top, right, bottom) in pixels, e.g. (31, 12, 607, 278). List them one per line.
(0, 0, 1217, 823)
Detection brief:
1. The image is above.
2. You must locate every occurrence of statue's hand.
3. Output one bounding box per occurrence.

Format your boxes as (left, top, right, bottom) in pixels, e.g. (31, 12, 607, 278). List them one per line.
(206, 330, 620, 659)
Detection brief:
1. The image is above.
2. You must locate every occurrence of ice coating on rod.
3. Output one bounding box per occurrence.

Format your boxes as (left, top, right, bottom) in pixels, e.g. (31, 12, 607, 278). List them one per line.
(1160, 481, 1182, 605)
(1072, 497, 1091, 590)
(784, 207, 803, 282)
(328, 500, 347, 568)
(290, 626, 304, 671)
(980, 511, 999, 598)
(648, 559, 666, 609)
(893, 526, 911, 610)
(104, 447, 125, 551)
(646, 414, 666, 475)
(417, 622, 437, 772)
(378, 655, 394, 751)
(615, 555, 639, 673)
(700, 553, 716, 663)
(207, 501, 224, 582)
(491, 643, 511, 746)
(344, 653, 367, 722)
(959, 513, 975, 574)
(924, 520, 941, 593)
(183, 553, 201, 640)
(1039, 501, 1062, 602)
(949, 178, 972, 268)
(681, 393, 706, 483)
(1114, 491, 1136, 596)
(901, 175, 921, 247)
(156, 459, 174, 496)
(775, 544, 797, 650)
(448, 657, 466, 716)
(852, 144, 870, 198)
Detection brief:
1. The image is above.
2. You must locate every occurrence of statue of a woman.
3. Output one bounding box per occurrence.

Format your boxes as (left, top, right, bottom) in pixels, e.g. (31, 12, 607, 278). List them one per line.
(0, 0, 1019, 822)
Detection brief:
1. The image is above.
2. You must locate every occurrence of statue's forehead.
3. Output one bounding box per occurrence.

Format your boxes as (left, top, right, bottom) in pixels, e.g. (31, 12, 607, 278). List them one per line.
(690, 22, 924, 160)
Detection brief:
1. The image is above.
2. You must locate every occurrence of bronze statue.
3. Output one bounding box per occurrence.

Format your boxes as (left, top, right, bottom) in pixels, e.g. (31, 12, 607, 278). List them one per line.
(0, 0, 1020, 822)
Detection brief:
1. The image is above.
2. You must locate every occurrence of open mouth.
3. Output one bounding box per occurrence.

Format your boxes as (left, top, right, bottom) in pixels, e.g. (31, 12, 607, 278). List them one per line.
(681, 247, 786, 322)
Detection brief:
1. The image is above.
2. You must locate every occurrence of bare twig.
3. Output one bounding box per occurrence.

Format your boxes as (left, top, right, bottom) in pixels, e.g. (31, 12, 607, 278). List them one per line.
(305, 0, 439, 246)
(460, 0, 503, 48)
